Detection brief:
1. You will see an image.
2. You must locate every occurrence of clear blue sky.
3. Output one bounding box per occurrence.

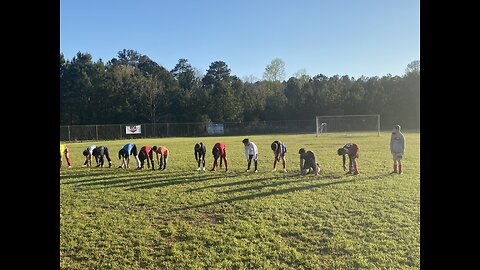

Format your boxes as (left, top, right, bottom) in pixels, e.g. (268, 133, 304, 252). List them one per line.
(60, 0, 419, 80)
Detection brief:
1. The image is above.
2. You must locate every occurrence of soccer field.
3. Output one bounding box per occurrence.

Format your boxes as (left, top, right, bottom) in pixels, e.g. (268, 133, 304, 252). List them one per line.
(60, 132, 420, 269)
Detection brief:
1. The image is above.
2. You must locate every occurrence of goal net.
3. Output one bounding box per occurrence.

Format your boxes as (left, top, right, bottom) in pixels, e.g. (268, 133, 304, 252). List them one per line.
(316, 114, 380, 136)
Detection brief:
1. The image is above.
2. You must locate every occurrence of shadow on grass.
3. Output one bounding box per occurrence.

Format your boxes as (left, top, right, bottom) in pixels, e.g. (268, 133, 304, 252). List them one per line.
(61, 170, 198, 185)
(124, 172, 243, 191)
(81, 171, 242, 191)
(188, 173, 343, 193)
(173, 173, 392, 211)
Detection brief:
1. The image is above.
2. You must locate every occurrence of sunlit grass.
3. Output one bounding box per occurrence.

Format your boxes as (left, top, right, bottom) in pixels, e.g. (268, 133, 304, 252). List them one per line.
(60, 132, 420, 269)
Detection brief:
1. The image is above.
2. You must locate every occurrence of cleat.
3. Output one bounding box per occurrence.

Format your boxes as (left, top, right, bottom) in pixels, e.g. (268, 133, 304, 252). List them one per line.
(272, 169, 276, 172)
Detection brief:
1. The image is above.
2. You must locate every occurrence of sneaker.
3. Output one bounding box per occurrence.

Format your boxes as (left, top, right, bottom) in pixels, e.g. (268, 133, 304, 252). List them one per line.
(283, 169, 287, 172)
(254, 170, 258, 173)
(246, 169, 250, 172)
(271, 168, 276, 172)
(68, 165, 72, 169)
(196, 167, 201, 171)
(202, 167, 205, 171)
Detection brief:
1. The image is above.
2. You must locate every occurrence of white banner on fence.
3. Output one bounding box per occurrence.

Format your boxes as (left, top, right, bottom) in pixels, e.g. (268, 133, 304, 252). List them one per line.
(126, 125, 142, 134)
(207, 124, 224, 135)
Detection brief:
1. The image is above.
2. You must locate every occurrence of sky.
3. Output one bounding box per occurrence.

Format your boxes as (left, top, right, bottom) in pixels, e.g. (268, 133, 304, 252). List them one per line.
(60, 0, 420, 80)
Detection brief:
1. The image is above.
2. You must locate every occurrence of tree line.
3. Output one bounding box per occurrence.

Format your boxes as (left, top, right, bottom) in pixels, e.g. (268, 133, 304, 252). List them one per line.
(60, 49, 420, 129)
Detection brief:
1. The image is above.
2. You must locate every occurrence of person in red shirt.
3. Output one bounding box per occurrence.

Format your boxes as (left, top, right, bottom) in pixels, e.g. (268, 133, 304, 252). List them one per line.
(337, 143, 360, 175)
(152, 145, 169, 171)
(138, 146, 155, 170)
(211, 142, 228, 171)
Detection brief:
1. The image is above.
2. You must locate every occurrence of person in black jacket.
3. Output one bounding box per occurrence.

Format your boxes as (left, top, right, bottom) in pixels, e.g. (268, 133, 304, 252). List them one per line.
(92, 146, 112, 168)
(194, 143, 206, 171)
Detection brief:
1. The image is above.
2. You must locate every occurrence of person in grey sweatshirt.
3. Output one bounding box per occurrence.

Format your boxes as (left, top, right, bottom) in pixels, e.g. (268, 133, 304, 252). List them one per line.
(390, 124, 405, 174)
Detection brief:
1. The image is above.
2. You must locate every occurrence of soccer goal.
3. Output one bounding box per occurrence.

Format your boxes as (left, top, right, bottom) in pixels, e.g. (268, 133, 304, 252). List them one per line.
(316, 114, 380, 136)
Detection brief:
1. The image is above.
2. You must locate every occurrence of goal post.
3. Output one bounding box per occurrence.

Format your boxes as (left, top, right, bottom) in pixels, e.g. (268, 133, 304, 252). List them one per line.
(316, 114, 380, 136)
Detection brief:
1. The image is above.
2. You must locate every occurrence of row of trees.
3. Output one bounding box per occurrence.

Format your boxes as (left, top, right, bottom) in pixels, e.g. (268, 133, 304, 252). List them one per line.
(60, 49, 420, 129)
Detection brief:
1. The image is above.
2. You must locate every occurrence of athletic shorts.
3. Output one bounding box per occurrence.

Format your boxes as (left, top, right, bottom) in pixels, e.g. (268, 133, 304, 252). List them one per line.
(392, 152, 403, 161)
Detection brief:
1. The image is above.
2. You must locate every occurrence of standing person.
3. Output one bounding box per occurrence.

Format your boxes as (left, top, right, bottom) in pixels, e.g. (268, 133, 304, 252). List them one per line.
(242, 138, 258, 172)
(92, 146, 112, 168)
(82, 145, 97, 167)
(211, 142, 228, 171)
(271, 140, 287, 172)
(118, 143, 140, 169)
(152, 145, 169, 171)
(319, 122, 327, 134)
(60, 143, 71, 169)
(298, 148, 320, 175)
(337, 143, 360, 175)
(194, 143, 207, 171)
(390, 124, 406, 174)
(138, 145, 155, 170)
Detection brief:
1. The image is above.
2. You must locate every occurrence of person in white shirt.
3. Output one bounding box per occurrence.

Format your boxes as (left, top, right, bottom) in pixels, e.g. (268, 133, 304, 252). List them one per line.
(82, 145, 97, 167)
(242, 138, 258, 172)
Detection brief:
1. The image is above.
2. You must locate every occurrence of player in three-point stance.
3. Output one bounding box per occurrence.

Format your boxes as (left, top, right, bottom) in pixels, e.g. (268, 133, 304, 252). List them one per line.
(151, 145, 169, 171)
(138, 145, 155, 170)
(118, 143, 141, 169)
(299, 148, 320, 175)
(271, 140, 287, 172)
(211, 142, 228, 171)
(242, 138, 258, 173)
(194, 143, 206, 171)
(337, 143, 360, 175)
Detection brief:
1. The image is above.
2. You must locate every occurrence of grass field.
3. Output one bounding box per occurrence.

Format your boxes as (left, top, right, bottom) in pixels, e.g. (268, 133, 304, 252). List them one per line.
(60, 132, 420, 269)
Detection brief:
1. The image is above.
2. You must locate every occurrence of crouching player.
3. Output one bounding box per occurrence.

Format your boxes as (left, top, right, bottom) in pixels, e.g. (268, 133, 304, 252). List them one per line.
(152, 145, 169, 171)
(82, 145, 97, 167)
(194, 143, 206, 171)
(211, 142, 228, 171)
(271, 140, 287, 172)
(299, 148, 320, 175)
(92, 146, 112, 168)
(242, 138, 258, 172)
(138, 145, 155, 170)
(118, 143, 141, 169)
(337, 143, 360, 175)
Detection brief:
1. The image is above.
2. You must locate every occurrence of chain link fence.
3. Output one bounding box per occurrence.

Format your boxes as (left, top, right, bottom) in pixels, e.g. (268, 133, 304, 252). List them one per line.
(60, 120, 316, 142)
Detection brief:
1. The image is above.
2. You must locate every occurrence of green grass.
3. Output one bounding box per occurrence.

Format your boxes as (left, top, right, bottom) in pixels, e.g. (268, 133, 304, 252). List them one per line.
(60, 132, 420, 269)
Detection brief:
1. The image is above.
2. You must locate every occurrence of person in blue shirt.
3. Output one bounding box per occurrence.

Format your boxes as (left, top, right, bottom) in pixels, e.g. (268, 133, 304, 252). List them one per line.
(118, 143, 140, 169)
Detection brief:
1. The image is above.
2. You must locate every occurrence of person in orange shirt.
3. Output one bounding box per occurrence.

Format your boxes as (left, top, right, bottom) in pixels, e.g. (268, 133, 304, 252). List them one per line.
(151, 145, 169, 171)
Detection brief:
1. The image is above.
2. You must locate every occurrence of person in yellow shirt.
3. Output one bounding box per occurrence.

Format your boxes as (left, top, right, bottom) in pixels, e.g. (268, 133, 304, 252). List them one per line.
(60, 143, 71, 168)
